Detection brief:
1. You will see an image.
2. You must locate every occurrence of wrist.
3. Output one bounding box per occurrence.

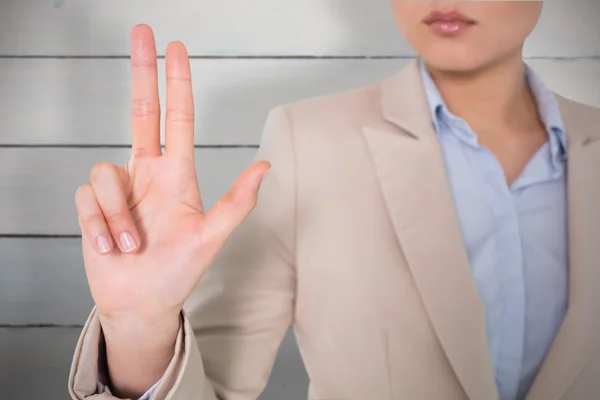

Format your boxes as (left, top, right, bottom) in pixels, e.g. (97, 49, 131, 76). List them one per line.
(96, 310, 181, 399)
(99, 310, 181, 351)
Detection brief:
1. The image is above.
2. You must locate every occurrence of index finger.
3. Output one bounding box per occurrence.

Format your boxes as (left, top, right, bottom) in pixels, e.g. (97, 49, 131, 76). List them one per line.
(130, 24, 162, 159)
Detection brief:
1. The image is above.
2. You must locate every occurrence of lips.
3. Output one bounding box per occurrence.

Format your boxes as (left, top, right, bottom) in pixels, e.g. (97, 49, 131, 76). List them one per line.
(424, 10, 476, 35)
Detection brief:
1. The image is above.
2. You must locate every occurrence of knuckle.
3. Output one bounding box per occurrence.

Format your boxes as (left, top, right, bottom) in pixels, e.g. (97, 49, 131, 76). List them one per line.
(78, 212, 105, 227)
(105, 211, 129, 225)
(90, 162, 116, 183)
(131, 147, 150, 158)
(131, 59, 158, 69)
(166, 107, 194, 123)
(75, 183, 93, 205)
(131, 98, 161, 118)
(166, 75, 192, 83)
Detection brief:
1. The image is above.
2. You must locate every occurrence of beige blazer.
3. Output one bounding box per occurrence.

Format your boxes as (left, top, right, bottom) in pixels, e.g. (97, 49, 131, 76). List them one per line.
(69, 60, 600, 400)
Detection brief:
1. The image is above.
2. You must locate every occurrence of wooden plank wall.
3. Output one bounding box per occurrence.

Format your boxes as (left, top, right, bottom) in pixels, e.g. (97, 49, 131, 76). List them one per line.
(0, 1, 598, 399)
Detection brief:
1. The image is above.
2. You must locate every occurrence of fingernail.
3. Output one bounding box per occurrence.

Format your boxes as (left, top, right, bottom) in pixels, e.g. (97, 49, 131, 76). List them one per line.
(261, 168, 271, 183)
(120, 232, 137, 252)
(97, 236, 112, 254)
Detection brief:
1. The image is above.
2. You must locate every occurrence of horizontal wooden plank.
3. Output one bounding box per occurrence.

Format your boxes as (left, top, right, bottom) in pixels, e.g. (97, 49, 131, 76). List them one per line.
(0, 148, 255, 235)
(0, 58, 405, 146)
(0, 0, 599, 57)
(0, 327, 81, 399)
(0, 326, 306, 399)
(0, 58, 599, 146)
(0, 239, 92, 325)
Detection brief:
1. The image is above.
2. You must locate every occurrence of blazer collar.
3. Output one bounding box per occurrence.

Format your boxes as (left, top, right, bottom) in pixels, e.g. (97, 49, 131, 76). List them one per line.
(527, 95, 600, 400)
(379, 59, 433, 140)
(364, 59, 499, 400)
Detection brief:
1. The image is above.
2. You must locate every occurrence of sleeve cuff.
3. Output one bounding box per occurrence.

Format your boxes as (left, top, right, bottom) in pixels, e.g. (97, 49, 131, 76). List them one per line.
(96, 328, 160, 400)
(70, 306, 188, 400)
(100, 382, 159, 400)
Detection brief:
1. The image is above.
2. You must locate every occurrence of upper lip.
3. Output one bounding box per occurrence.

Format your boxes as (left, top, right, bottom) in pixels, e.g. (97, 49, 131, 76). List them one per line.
(424, 10, 475, 24)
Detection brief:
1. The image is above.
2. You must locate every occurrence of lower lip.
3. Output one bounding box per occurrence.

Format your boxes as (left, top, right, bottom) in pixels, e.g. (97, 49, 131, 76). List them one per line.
(427, 21, 473, 35)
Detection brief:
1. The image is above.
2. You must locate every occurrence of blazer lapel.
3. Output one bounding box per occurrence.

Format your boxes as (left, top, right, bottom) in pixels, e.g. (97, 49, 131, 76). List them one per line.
(362, 60, 498, 400)
(527, 96, 600, 400)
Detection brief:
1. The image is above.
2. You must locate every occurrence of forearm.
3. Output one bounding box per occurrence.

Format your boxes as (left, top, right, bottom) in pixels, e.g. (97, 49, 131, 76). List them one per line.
(100, 313, 180, 399)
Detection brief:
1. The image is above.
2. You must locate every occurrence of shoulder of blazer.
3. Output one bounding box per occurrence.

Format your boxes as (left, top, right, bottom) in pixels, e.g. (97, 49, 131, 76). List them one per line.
(279, 81, 383, 128)
(554, 93, 600, 145)
(555, 92, 600, 119)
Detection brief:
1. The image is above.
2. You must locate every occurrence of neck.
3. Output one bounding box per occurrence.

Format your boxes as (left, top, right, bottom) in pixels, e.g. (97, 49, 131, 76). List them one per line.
(424, 52, 541, 133)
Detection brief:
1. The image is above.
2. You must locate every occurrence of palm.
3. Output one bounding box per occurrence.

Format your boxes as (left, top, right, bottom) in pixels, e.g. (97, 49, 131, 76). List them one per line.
(83, 156, 202, 316)
(78, 26, 269, 321)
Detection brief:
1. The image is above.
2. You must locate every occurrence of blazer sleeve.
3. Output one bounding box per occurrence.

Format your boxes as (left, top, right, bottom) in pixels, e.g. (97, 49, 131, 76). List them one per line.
(69, 106, 298, 400)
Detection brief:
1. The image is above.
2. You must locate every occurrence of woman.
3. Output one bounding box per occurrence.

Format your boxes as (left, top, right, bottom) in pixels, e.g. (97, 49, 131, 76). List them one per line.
(69, 2, 600, 400)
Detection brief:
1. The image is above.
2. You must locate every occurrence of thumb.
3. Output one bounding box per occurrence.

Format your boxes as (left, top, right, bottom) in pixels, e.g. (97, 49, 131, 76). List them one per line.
(201, 161, 271, 244)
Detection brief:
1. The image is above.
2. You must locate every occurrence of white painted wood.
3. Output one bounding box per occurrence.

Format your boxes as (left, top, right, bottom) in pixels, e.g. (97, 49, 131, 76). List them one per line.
(0, 0, 598, 57)
(0, 327, 81, 399)
(0, 58, 406, 145)
(0, 239, 92, 325)
(0, 58, 598, 145)
(0, 327, 306, 399)
(0, 148, 256, 234)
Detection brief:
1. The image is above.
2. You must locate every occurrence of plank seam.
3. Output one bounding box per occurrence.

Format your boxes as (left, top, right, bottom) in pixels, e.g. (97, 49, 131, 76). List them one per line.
(0, 235, 82, 238)
(0, 324, 84, 328)
(0, 144, 259, 149)
(0, 55, 598, 60)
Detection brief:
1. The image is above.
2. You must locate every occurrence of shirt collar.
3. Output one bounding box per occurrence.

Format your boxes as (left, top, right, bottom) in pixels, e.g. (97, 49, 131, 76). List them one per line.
(417, 59, 567, 156)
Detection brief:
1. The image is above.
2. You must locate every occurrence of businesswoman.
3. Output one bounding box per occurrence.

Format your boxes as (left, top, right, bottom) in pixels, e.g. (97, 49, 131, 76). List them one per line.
(69, 2, 600, 399)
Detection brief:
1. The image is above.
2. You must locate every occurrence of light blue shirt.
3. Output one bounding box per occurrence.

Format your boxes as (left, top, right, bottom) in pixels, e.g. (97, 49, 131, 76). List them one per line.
(419, 60, 569, 400)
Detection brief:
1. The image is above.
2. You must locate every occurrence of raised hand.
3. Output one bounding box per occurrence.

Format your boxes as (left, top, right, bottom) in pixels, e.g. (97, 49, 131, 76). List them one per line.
(75, 24, 270, 331)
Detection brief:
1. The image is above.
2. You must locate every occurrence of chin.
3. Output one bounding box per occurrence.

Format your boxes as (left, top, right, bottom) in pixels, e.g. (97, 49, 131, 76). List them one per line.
(419, 52, 498, 75)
